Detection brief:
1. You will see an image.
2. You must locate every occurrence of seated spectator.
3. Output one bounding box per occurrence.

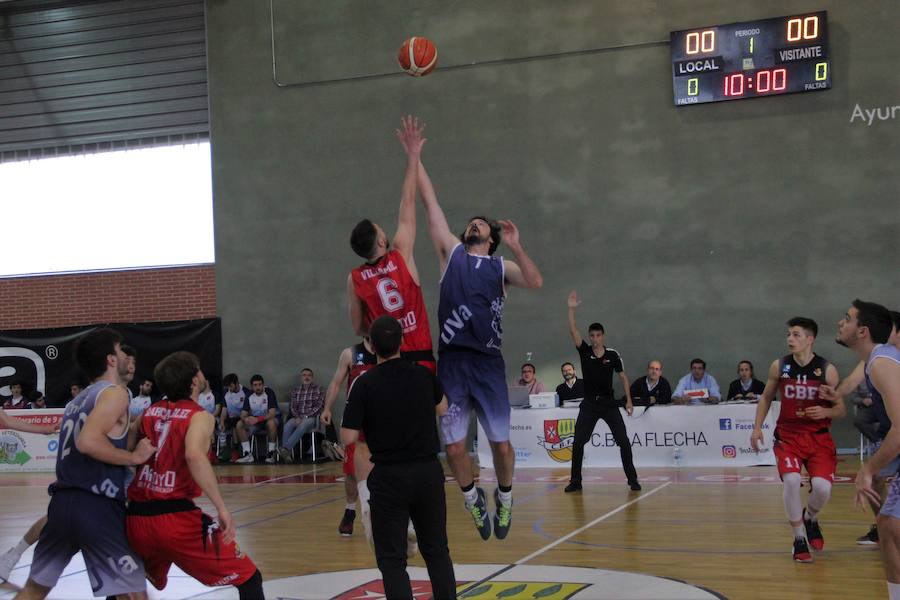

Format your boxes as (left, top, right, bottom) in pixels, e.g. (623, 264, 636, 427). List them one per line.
(3, 382, 28, 410)
(556, 362, 585, 402)
(129, 378, 154, 420)
(278, 368, 325, 462)
(630, 360, 672, 406)
(27, 390, 47, 409)
(726, 360, 765, 402)
(218, 373, 250, 462)
(235, 374, 279, 464)
(196, 378, 218, 415)
(672, 358, 721, 405)
(517, 363, 546, 394)
(851, 380, 879, 444)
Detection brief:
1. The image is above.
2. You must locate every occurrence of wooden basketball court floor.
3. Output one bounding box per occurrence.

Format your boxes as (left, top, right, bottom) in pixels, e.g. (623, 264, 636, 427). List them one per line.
(0, 455, 888, 599)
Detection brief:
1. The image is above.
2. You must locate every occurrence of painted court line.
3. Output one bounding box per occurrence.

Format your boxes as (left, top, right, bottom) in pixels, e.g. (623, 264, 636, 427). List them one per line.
(456, 482, 672, 597)
(516, 481, 672, 564)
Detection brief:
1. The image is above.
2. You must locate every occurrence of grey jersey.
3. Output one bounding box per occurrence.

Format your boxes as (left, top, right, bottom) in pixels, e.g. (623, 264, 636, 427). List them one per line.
(51, 380, 130, 502)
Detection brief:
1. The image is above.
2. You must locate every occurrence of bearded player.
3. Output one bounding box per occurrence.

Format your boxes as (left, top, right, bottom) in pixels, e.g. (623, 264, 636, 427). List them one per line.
(825, 300, 900, 599)
(125, 351, 263, 599)
(751, 317, 842, 563)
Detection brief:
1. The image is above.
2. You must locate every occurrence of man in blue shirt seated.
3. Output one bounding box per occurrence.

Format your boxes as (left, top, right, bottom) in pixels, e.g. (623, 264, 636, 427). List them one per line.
(672, 358, 721, 404)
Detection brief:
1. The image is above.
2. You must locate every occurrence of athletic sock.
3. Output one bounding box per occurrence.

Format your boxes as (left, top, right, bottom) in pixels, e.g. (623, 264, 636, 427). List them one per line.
(805, 507, 819, 521)
(241, 441, 251, 454)
(792, 525, 806, 539)
(498, 484, 513, 507)
(461, 482, 478, 508)
(345, 502, 356, 511)
(888, 582, 900, 600)
(267, 441, 276, 452)
(357, 480, 370, 510)
(13, 538, 28, 556)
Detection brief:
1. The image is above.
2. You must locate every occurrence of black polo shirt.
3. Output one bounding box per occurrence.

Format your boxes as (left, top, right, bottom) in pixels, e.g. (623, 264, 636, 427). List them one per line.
(577, 341, 623, 403)
(556, 378, 585, 402)
(343, 358, 442, 464)
(630, 376, 672, 406)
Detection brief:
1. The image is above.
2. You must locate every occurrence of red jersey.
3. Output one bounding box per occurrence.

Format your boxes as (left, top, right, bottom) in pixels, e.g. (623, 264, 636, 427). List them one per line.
(776, 354, 831, 434)
(128, 399, 204, 503)
(350, 249, 433, 354)
(348, 342, 377, 392)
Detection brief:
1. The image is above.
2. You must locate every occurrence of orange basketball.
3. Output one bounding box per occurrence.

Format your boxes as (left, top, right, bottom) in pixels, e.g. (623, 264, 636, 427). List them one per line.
(398, 37, 437, 77)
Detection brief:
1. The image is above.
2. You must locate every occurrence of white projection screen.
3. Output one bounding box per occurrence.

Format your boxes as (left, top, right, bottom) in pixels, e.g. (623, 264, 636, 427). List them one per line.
(0, 142, 215, 278)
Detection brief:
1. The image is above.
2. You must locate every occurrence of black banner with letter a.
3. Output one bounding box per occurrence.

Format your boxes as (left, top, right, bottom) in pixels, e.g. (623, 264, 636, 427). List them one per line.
(0, 318, 222, 407)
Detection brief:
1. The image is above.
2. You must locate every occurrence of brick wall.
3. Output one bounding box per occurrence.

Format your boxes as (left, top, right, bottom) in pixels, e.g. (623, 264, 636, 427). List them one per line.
(0, 265, 216, 330)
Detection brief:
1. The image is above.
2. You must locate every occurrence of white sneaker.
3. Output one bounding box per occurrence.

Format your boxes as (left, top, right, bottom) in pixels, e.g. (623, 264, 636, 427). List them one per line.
(0, 544, 23, 582)
(264, 451, 276, 464)
(235, 452, 254, 464)
(406, 521, 418, 558)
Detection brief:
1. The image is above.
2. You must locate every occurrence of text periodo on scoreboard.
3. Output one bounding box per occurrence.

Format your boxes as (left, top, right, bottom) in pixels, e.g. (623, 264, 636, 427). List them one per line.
(670, 11, 831, 106)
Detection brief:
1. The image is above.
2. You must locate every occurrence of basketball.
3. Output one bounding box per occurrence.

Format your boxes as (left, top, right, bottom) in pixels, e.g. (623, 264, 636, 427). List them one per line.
(398, 37, 437, 77)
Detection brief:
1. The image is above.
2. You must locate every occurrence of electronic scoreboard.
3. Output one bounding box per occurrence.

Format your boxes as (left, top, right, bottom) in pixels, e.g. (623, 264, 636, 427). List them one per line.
(671, 12, 831, 106)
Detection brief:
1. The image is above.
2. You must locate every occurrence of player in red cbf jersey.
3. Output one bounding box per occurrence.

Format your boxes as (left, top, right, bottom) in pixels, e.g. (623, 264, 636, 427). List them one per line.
(348, 116, 435, 373)
(321, 339, 377, 536)
(751, 317, 842, 563)
(126, 352, 264, 599)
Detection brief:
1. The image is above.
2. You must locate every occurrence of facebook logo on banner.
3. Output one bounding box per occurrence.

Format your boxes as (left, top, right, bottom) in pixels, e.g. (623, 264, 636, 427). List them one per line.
(719, 418, 732, 431)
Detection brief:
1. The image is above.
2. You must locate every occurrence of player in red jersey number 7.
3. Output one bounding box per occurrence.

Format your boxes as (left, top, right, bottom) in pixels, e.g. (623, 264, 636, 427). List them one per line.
(751, 317, 843, 563)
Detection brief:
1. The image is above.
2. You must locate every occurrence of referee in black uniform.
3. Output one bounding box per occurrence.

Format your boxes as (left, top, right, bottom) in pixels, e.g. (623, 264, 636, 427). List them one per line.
(341, 315, 456, 600)
(564, 291, 640, 493)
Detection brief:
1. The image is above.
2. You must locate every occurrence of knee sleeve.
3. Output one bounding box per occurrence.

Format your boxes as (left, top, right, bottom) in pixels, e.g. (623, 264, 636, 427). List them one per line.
(808, 476, 833, 513)
(782, 472, 803, 522)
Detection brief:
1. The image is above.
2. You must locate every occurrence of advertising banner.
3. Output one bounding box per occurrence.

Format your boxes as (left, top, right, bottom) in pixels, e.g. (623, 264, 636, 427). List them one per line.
(0, 409, 64, 472)
(478, 402, 779, 468)
(0, 318, 222, 408)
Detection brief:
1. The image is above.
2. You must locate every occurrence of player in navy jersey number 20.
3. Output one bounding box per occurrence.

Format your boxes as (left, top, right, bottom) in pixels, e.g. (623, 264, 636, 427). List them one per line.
(17, 328, 155, 599)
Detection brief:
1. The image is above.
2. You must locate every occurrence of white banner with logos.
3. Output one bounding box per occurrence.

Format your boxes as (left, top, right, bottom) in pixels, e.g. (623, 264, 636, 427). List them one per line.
(477, 402, 779, 468)
(0, 409, 64, 472)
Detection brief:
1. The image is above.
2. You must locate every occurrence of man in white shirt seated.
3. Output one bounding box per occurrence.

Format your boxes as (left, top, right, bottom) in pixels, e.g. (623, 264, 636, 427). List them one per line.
(129, 378, 154, 419)
(672, 358, 721, 405)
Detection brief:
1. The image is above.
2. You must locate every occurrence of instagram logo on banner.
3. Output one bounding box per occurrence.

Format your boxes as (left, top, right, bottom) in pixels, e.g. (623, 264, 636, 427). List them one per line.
(722, 445, 737, 459)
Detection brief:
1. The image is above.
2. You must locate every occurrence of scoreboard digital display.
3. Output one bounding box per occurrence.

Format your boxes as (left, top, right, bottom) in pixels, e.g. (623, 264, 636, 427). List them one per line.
(671, 12, 831, 106)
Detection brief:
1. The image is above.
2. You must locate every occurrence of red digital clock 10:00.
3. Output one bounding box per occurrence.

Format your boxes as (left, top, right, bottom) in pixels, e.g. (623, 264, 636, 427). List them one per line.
(671, 12, 831, 106)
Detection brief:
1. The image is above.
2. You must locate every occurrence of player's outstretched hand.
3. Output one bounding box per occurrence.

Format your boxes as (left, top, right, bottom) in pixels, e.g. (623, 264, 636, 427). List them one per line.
(567, 290, 581, 309)
(750, 428, 764, 452)
(217, 508, 236, 546)
(133, 437, 157, 464)
(395, 115, 426, 157)
(625, 402, 634, 416)
(321, 408, 332, 426)
(855, 465, 881, 510)
(498, 219, 520, 248)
